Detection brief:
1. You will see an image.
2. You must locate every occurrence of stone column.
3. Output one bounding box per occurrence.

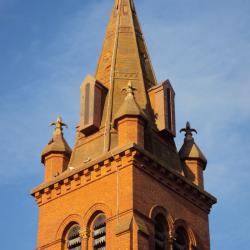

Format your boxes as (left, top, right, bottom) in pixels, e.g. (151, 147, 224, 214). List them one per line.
(168, 231, 175, 250)
(80, 228, 90, 250)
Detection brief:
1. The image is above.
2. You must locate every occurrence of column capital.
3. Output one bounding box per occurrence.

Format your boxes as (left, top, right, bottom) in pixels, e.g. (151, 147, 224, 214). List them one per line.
(79, 227, 90, 239)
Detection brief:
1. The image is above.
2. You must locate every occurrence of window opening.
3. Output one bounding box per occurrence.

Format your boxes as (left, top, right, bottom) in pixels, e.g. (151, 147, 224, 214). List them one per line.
(166, 88, 172, 131)
(67, 224, 81, 250)
(173, 227, 189, 250)
(93, 214, 106, 250)
(154, 214, 167, 250)
(84, 83, 90, 125)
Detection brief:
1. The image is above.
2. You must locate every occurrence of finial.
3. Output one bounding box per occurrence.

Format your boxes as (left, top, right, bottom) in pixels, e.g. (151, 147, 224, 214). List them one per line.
(122, 81, 137, 97)
(180, 121, 197, 140)
(50, 116, 68, 135)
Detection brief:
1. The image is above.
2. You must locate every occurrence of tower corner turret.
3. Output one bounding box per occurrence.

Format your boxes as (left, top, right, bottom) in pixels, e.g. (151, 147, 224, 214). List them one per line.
(41, 116, 72, 182)
(179, 122, 207, 188)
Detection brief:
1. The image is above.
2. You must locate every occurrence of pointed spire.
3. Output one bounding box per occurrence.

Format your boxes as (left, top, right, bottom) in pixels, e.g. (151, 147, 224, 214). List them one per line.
(41, 116, 72, 164)
(95, 0, 157, 89)
(93, 0, 157, 152)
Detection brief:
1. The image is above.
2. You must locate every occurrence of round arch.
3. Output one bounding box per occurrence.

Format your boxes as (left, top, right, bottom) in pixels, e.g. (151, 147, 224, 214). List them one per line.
(56, 214, 83, 241)
(83, 202, 112, 228)
(173, 219, 197, 249)
(149, 205, 174, 232)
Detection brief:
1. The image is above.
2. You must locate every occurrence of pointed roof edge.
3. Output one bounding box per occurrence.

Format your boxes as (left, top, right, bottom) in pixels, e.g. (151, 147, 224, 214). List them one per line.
(131, 0, 158, 85)
(94, 0, 158, 87)
(179, 141, 207, 169)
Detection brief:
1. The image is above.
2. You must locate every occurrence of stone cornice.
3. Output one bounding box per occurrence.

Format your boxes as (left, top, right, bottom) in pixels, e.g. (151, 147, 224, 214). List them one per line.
(31, 143, 216, 212)
(132, 147, 216, 213)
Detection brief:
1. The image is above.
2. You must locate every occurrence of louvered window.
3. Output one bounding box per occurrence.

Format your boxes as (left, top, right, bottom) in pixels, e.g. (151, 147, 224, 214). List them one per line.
(164, 82, 176, 136)
(154, 214, 167, 250)
(173, 227, 188, 250)
(67, 225, 81, 250)
(166, 88, 172, 131)
(84, 83, 90, 126)
(79, 75, 107, 135)
(93, 214, 106, 250)
(148, 80, 176, 137)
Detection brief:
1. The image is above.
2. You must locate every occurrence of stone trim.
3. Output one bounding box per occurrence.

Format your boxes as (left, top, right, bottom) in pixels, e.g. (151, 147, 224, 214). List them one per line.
(31, 144, 216, 212)
(36, 239, 62, 250)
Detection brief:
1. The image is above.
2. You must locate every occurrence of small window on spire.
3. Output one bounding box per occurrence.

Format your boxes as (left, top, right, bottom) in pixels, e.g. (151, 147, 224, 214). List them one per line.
(80, 75, 107, 135)
(148, 80, 176, 137)
(84, 83, 90, 125)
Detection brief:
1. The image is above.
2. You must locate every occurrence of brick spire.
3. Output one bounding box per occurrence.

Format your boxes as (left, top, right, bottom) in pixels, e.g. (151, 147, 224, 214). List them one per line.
(95, 0, 157, 152)
(95, 0, 157, 89)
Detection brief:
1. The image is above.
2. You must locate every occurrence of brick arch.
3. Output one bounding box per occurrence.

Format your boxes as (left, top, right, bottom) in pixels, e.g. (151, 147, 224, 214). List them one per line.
(149, 205, 174, 231)
(56, 214, 83, 240)
(173, 219, 197, 248)
(83, 202, 112, 228)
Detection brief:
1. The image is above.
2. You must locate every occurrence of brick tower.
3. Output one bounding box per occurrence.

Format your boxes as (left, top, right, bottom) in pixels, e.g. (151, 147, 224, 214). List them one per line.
(31, 1, 216, 250)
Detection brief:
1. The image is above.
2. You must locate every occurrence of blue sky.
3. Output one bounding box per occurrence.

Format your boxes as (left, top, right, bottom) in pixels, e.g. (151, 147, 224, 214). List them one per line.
(0, 0, 249, 249)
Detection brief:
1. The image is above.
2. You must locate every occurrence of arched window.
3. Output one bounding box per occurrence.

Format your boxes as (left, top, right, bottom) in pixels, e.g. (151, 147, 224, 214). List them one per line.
(173, 227, 189, 250)
(66, 224, 81, 250)
(154, 213, 167, 250)
(92, 213, 106, 250)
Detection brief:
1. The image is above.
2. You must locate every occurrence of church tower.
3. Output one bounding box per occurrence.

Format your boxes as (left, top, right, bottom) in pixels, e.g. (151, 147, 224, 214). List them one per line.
(31, 1, 216, 249)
